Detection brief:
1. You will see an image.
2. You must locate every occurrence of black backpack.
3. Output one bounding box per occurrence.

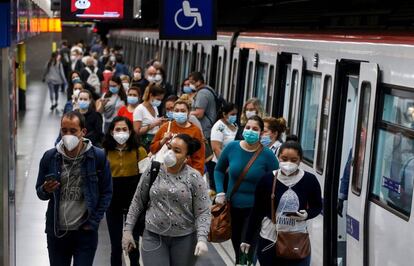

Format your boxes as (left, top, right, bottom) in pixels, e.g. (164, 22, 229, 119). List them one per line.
(201, 86, 227, 123)
(136, 161, 161, 236)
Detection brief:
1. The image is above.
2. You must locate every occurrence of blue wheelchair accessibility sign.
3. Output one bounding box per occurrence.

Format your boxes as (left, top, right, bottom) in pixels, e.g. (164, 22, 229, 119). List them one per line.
(160, 0, 216, 40)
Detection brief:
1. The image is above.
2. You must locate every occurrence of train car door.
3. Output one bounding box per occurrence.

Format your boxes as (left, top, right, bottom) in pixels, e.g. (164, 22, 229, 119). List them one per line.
(243, 49, 258, 103)
(285, 54, 304, 134)
(366, 74, 414, 265)
(345, 63, 378, 266)
(229, 47, 249, 116)
(254, 52, 277, 115)
(216, 46, 227, 96)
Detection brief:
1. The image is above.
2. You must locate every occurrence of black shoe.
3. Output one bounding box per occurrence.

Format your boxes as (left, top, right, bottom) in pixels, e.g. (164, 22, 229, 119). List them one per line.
(53, 104, 58, 109)
(50, 104, 55, 110)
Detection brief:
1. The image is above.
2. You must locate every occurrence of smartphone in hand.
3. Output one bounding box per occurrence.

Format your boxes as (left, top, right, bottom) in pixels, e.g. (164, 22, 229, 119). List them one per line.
(283, 211, 298, 217)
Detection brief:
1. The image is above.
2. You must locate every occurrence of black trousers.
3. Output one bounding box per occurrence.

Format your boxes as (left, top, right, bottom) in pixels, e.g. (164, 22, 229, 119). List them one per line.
(106, 176, 140, 266)
(230, 207, 257, 264)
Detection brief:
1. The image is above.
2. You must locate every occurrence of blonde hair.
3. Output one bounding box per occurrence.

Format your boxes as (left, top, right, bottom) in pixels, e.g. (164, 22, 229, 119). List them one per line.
(142, 83, 165, 102)
(177, 94, 192, 108)
(263, 116, 288, 138)
(241, 98, 264, 125)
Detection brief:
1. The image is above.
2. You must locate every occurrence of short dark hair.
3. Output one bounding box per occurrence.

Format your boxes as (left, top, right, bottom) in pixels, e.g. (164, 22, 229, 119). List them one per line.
(165, 95, 179, 103)
(246, 115, 264, 131)
(62, 111, 85, 129)
(174, 134, 201, 156)
(189, 72, 204, 83)
(278, 135, 303, 159)
(102, 116, 140, 151)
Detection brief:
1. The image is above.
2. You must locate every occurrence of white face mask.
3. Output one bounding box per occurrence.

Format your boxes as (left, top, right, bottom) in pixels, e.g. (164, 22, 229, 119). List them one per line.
(147, 75, 156, 83)
(113, 131, 130, 145)
(73, 89, 81, 98)
(122, 83, 130, 90)
(62, 135, 80, 151)
(163, 149, 177, 168)
(133, 72, 142, 80)
(279, 161, 299, 176)
(245, 110, 257, 119)
(154, 74, 163, 83)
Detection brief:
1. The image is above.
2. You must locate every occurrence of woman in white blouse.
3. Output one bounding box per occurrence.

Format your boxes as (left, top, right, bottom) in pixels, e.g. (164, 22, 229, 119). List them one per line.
(209, 102, 238, 193)
(133, 83, 166, 150)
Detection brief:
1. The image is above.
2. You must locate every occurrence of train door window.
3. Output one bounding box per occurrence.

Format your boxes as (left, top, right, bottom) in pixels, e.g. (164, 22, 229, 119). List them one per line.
(316, 75, 332, 173)
(283, 64, 292, 125)
(370, 88, 414, 218)
(244, 62, 254, 102)
(222, 51, 227, 96)
(231, 58, 238, 101)
(351, 83, 371, 195)
(254, 63, 268, 111)
(216, 56, 222, 94)
(299, 72, 322, 164)
(266, 65, 275, 114)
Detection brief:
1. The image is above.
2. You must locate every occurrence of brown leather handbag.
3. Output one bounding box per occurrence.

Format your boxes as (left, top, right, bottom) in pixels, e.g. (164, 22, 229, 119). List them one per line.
(271, 172, 311, 259)
(208, 145, 264, 243)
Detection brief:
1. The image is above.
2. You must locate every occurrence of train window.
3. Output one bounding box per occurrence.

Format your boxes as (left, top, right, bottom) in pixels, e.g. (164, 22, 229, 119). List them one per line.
(299, 72, 322, 164)
(352, 82, 371, 195)
(316, 75, 332, 173)
(266, 65, 275, 113)
(287, 68, 297, 130)
(254, 63, 268, 110)
(216, 56, 222, 94)
(370, 90, 414, 218)
(245, 62, 254, 101)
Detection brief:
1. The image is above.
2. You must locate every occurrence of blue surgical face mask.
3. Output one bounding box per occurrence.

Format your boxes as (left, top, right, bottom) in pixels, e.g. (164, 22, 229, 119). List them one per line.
(243, 129, 260, 144)
(228, 115, 237, 124)
(127, 96, 139, 105)
(183, 86, 193, 94)
(260, 135, 273, 146)
(151, 99, 162, 107)
(78, 100, 90, 110)
(72, 77, 81, 83)
(166, 111, 174, 120)
(109, 86, 119, 94)
(173, 112, 188, 124)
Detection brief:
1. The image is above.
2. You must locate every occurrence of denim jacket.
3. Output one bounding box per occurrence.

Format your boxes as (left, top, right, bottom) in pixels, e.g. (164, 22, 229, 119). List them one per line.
(35, 146, 112, 235)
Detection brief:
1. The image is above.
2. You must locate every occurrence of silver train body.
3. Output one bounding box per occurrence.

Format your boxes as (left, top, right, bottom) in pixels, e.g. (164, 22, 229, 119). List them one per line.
(109, 29, 414, 266)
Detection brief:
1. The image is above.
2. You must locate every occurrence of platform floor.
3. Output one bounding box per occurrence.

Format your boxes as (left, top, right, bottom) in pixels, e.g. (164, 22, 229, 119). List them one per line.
(15, 33, 233, 266)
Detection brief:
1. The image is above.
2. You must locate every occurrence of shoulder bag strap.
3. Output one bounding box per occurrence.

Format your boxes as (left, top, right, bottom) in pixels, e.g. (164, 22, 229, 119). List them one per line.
(271, 171, 278, 224)
(229, 145, 264, 199)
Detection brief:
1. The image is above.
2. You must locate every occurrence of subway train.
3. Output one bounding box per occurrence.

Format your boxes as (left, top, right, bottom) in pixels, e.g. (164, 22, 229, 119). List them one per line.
(108, 29, 414, 266)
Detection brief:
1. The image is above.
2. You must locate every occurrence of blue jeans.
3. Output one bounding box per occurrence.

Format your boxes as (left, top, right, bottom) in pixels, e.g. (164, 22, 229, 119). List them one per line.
(47, 82, 60, 104)
(47, 229, 98, 266)
(257, 237, 311, 266)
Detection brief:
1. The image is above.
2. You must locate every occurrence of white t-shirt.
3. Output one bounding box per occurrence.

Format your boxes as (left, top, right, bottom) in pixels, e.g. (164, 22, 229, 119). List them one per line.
(210, 119, 238, 162)
(133, 103, 160, 135)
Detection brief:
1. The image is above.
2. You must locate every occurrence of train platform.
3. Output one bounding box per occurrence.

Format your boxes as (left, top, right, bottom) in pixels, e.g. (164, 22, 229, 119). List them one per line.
(15, 33, 233, 266)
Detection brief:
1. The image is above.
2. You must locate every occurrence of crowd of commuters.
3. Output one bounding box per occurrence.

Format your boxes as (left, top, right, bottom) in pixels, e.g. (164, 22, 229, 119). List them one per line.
(36, 38, 322, 266)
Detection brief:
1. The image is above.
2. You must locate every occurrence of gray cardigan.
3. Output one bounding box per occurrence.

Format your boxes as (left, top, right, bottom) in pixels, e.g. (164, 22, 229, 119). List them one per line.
(44, 62, 67, 85)
(125, 164, 211, 242)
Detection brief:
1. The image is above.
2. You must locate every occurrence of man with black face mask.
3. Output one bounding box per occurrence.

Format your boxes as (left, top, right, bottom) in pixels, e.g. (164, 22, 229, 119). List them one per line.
(35, 111, 112, 266)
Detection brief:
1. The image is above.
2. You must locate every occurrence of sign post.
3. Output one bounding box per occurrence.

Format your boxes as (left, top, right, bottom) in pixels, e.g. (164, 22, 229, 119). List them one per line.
(160, 0, 216, 40)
